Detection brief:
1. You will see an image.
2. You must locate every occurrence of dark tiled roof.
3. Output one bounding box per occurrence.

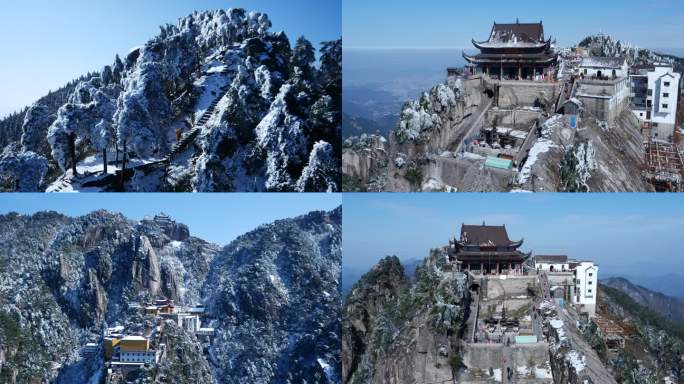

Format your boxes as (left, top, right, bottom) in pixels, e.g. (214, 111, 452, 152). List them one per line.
(536, 255, 568, 263)
(460, 224, 512, 246)
(491, 22, 544, 43)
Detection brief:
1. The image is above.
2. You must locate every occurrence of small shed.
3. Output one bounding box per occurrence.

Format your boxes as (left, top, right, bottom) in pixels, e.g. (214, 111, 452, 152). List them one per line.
(560, 98, 583, 118)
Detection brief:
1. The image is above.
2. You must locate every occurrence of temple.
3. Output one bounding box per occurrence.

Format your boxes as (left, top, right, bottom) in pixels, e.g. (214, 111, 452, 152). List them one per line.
(463, 20, 557, 80)
(448, 223, 530, 274)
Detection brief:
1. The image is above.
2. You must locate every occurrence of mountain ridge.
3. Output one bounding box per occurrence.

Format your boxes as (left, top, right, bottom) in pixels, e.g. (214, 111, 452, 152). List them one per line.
(0, 206, 341, 383)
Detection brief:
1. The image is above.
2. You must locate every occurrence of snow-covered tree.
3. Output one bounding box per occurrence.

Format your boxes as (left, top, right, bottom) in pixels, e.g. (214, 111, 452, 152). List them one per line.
(224, 62, 269, 143)
(112, 54, 124, 84)
(48, 79, 117, 173)
(318, 39, 342, 93)
(296, 141, 338, 192)
(0, 144, 48, 192)
(256, 84, 308, 191)
(20, 103, 54, 155)
(291, 36, 316, 80)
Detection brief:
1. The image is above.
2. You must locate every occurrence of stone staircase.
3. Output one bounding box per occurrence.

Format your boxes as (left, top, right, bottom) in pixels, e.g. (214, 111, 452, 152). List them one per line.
(166, 84, 230, 162)
(54, 74, 232, 192)
(49, 171, 76, 193)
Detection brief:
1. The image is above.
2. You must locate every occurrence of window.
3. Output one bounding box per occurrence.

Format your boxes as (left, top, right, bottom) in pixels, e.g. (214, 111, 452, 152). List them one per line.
(588, 289, 592, 293)
(589, 281, 593, 285)
(648, 89, 653, 96)
(663, 104, 668, 109)
(664, 82, 670, 87)
(664, 93, 669, 98)
(588, 273, 593, 276)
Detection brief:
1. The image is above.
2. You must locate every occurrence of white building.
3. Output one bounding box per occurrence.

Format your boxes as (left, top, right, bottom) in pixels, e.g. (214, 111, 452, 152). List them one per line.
(536, 256, 598, 318)
(181, 314, 200, 333)
(535, 255, 571, 272)
(631, 64, 681, 141)
(576, 57, 631, 123)
(579, 57, 629, 79)
(83, 343, 98, 356)
(573, 261, 598, 318)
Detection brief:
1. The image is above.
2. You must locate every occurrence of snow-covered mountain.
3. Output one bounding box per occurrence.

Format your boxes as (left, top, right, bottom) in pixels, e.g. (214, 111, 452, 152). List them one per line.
(0, 8, 341, 192)
(578, 33, 684, 73)
(0, 207, 341, 383)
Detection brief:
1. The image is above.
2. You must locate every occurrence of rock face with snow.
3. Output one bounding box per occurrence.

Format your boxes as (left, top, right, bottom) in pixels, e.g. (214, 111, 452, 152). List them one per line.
(0, 208, 341, 383)
(343, 250, 470, 384)
(0, 8, 341, 192)
(520, 111, 652, 192)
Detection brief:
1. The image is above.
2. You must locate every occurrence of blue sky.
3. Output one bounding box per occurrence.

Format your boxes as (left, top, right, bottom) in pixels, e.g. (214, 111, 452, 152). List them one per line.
(0, 0, 341, 119)
(0, 193, 341, 246)
(343, 193, 684, 278)
(344, 0, 684, 50)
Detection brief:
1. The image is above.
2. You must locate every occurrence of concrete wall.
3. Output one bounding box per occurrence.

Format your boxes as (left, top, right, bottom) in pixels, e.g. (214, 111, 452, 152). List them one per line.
(485, 276, 538, 298)
(423, 155, 513, 192)
(463, 342, 550, 370)
(485, 109, 541, 129)
(576, 77, 630, 123)
(496, 81, 560, 109)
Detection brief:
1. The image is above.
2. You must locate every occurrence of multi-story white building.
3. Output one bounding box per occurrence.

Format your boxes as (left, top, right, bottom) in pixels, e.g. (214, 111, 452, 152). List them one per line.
(536, 256, 598, 318)
(631, 64, 681, 141)
(573, 261, 598, 318)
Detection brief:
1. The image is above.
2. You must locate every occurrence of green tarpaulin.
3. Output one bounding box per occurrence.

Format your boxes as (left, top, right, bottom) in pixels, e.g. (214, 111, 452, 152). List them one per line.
(515, 335, 538, 344)
(484, 156, 513, 170)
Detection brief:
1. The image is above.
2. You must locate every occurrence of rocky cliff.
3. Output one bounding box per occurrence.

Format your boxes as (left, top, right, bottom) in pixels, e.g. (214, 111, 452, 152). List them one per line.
(0, 207, 341, 383)
(342, 250, 470, 384)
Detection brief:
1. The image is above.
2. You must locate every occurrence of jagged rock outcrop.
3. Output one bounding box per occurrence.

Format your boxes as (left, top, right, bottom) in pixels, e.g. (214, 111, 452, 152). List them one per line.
(342, 256, 410, 382)
(0, 207, 341, 383)
(343, 77, 494, 192)
(343, 249, 470, 384)
(155, 321, 214, 383)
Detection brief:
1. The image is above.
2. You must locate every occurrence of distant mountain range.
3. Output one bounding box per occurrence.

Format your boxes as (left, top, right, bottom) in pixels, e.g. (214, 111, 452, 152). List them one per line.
(600, 273, 684, 299)
(601, 277, 684, 325)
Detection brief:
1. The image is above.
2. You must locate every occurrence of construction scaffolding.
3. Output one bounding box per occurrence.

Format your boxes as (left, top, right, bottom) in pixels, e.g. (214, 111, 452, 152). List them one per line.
(643, 141, 684, 191)
(593, 315, 626, 350)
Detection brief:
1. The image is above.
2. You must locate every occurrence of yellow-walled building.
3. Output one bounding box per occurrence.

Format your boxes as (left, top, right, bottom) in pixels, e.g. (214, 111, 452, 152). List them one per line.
(118, 336, 150, 352)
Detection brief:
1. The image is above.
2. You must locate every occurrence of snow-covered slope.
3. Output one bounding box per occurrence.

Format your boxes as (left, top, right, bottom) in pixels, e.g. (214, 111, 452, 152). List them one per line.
(0, 208, 341, 383)
(0, 8, 341, 192)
